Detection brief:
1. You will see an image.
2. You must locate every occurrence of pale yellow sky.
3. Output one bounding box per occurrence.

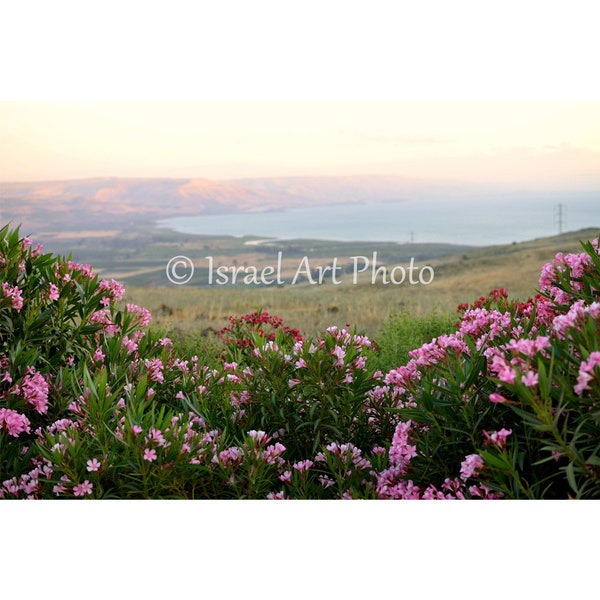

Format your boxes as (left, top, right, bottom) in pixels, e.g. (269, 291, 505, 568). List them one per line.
(1, 101, 600, 187)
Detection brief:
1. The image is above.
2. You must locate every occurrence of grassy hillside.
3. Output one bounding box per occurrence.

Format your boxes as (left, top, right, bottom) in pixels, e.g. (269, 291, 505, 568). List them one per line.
(121, 227, 599, 339)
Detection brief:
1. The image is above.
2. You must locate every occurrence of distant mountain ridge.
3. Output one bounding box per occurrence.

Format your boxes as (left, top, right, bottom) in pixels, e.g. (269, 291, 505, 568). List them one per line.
(1, 174, 585, 235)
(1, 174, 496, 213)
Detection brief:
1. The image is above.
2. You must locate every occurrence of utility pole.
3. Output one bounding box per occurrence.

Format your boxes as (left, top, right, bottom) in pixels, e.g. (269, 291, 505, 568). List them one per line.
(555, 203, 565, 235)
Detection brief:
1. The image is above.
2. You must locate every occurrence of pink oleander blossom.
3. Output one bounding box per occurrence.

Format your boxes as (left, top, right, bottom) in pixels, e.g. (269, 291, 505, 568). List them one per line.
(483, 428, 512, 449)
(21, 369, 49, 414)
(86, 458, 102, 472)
(521, 370, 539, 387)
(143, 448, 157, 462)
(127, 304, 152, 327)
(263, 442, 286, 465)
(278, 471, 292, 483)
(67, 260, 93, 278)
(292, 459, 313, 473)
(489, 392, 509, 403)
(1, 283, 23, 311)
(217, 446, 244, 466)
(574, 351, 600, 395)
(144, 358, 164, 383)
(93, 346, 105, 363)
(48, 283, 59, 301)
(73, 480, 94, 497)
(0, 408, 31, 437)
(247, 430, 270, 445)
(88, 308, 119, 335)
(332, 345, 346, 366)
(388, 420, 417, 473)
(266, 491, 286, 499)
(460, 454, 485, 481)
(122, 336, 138, 354)
(98, 278, 126, 301)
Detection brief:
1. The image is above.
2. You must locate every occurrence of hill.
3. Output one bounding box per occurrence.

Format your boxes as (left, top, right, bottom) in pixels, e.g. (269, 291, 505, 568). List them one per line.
(1, 174, 508, 234)
(119, 227, 600, 339)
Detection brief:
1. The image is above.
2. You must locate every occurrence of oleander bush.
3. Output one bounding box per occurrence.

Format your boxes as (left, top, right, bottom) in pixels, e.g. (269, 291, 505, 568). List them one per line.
(1, 223, 599, 499)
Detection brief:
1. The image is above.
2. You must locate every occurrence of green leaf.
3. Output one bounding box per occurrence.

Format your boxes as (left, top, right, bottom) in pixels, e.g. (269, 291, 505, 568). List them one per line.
(565, 462, 579, 496)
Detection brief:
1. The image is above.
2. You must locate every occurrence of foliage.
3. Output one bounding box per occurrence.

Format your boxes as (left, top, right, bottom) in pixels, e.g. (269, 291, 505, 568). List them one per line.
(1, 223, 600, 499)
(374, 311, 457, 373)
(376, 240, 600, 498)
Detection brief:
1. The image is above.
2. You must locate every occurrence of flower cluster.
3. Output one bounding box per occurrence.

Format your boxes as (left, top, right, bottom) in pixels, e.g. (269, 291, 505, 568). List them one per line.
(2, 223, 600, 499)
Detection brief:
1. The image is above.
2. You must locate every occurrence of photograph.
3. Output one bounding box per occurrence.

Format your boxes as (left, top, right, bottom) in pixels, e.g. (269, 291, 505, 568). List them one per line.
(1, 1, 599, 597)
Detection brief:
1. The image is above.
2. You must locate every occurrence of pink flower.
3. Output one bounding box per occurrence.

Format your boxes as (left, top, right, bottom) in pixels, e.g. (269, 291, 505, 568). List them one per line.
(389, 420, 417, 472)
(98, 278, 126, 301)
(127, 303, 152, 327)
(0, 408, 31, 437)
(574, 351, 600, 396)
(354, 356, 367, 369)
(48, 283, 59, 301)
(483, 428, 512, 449)
(331, 345, 346, 366)
(521, 370, 539, 387)
(73, 480, 93, 497)
(144, 358, 164, 383)
(460, 454, 484, 481)
(263, 442, 286, 465)
(497, 366, 517, 384)
(143, 448, 157, 462)
(2, 283, 23, 311)
(292, 460, 313, 473)
(217, 446, 244, 466)
(278, 471, 292, 482)
(248, 430, 270, 445)
(53, 483, 67, 495)
(21, 369, 49, 414)
(89, 309, 119, 334)
(148, 427, 165, 445)
(93, 346, 105, 363)
(31, 243, 43, 258)
(489, 392, 508, 404)
(122, 336, 138, 354)
(86, 458, 102, 472)
(266, 491, 286, 500)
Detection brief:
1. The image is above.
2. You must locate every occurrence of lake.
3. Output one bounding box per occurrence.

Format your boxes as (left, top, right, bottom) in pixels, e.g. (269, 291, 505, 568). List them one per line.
(158, 191, 600, 246)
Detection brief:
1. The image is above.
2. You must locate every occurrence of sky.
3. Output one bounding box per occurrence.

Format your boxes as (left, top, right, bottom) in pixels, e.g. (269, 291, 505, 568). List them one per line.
(1, 2, 600, 189)
(1, 101, 600, 188)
